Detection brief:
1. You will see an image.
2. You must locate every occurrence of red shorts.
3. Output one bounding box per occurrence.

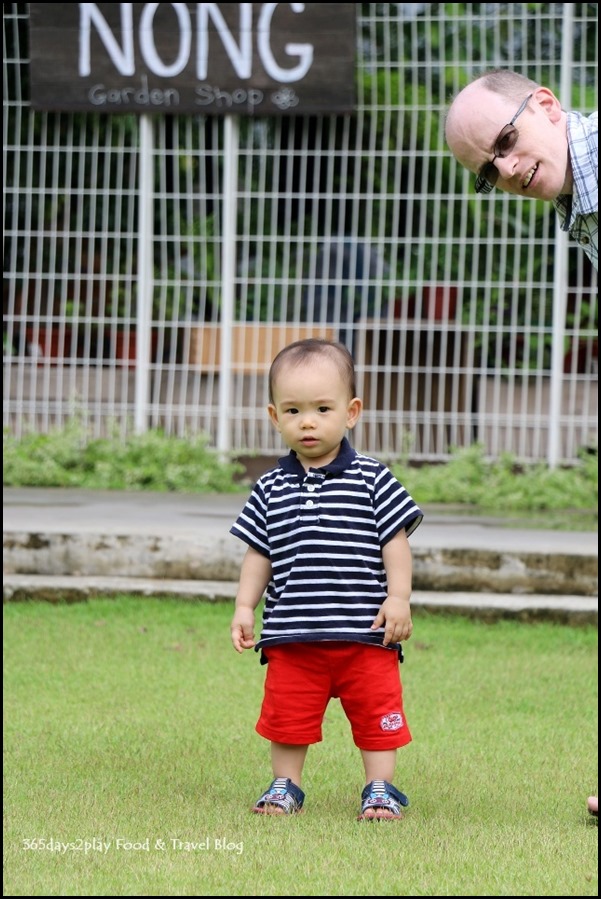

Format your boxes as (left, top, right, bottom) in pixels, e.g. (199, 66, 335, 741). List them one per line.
(256, 642, 412, 751)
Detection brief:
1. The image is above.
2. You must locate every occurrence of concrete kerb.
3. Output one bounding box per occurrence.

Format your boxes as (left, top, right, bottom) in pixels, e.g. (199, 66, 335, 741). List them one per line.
(3, 530, 598, 597)
(3, 488, 598, 624)
(2, 575, 598, 627)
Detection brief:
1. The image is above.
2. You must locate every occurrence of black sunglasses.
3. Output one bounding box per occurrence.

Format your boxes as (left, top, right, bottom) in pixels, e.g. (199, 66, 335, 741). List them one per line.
(474, 93, 533, 194)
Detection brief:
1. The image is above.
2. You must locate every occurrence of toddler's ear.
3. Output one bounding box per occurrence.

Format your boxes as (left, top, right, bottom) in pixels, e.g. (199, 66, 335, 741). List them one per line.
(347, 397, 363, 429)
(267, 404, 281, 431)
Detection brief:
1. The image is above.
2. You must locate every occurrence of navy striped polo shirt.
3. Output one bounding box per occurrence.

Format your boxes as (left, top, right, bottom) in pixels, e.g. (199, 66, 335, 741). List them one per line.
(230, 438, 423, 657)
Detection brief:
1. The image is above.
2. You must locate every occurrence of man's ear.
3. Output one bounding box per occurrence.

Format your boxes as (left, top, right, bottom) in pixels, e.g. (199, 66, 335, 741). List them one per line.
(533, 86, 563, 123)
(267, 403, 280, 431)
(346, 397, 363, 430)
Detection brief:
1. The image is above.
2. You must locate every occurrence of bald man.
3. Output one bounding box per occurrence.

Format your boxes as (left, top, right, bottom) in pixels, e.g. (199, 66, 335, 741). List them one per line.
(445, 69, 598, 270)
(448, 69, 598, 820)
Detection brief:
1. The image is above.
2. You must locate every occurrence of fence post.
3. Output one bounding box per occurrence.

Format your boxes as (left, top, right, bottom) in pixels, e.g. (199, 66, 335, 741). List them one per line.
(135, 113, 154, 435)
(217, 114, 239, 456)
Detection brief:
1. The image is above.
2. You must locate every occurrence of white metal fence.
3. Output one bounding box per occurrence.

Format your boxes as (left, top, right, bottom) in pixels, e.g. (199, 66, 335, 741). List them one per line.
(3, 3, 598, 465)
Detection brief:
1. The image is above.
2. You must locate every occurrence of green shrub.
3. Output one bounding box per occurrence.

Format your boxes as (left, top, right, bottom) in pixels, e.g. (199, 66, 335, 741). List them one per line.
(391, 443, 598, 513)
(3, 423, 247, 493)
(3, 427, 598, 521)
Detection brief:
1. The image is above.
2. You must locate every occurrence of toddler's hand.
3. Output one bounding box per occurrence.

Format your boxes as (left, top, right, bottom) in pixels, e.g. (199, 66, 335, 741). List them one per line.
(371, 596, 412, 645)
(231, 608, 256, 652)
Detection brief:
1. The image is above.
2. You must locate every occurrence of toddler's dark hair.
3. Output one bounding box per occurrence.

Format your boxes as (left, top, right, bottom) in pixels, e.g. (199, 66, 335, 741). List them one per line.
(268, 339, 356, 404)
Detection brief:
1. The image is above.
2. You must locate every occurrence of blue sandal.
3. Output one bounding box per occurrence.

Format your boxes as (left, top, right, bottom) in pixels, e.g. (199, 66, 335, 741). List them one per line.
(252, 777, 305, 815)
(357, 779, 409, 820)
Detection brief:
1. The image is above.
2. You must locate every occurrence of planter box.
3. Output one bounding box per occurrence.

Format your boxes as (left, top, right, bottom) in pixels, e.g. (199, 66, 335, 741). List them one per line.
(24, 325, 77, 363)
(188, 323, 336, 372)
(393, 285, 459, 321)
(422, 285, 458, 321)
(102, 329, 138, 368)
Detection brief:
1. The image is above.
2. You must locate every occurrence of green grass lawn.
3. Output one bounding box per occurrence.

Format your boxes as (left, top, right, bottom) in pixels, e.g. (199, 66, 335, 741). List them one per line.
(3, 598, 598, 897)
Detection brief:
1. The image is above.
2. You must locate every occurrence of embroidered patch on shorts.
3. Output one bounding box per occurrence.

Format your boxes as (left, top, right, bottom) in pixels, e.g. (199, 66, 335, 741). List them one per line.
(380, 712, 404, 732)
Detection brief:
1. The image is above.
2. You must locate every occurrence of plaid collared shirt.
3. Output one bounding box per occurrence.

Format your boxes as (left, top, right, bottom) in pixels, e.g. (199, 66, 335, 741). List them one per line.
(554, 110, 598, 271)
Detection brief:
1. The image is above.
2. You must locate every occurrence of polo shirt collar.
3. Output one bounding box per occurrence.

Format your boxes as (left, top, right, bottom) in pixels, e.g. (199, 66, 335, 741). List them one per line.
(278, 437, 357, 477)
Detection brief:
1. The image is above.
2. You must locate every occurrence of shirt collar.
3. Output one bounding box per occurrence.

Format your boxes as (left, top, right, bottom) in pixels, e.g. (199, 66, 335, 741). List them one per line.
(555, 110, 598, 230)
(278, 437, 357, 477)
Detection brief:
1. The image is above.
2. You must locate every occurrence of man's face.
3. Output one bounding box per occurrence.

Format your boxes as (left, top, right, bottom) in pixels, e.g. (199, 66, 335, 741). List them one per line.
(445, 84, 571, 201)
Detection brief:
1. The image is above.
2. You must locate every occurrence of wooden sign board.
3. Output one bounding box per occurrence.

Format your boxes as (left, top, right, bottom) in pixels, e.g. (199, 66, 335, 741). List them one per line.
(28, 3, 357, 115)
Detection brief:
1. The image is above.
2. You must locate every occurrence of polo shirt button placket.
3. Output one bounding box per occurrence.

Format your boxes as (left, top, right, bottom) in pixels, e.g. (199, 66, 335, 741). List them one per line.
(301, 477, 320, 518)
